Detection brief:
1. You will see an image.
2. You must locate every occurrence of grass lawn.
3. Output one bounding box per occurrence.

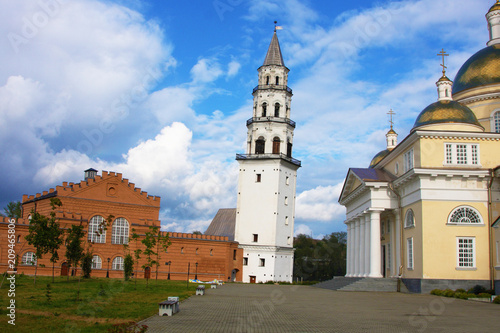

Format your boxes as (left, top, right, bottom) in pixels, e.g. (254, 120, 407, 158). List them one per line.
(0, 274, 196, 332)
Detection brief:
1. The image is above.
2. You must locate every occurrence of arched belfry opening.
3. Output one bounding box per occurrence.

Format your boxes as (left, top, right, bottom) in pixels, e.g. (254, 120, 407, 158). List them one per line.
(275, 76, 280, 85)
(266, 76, 270, 85)
(262, 103, 267, 117)
(275, 103, 280, 117)
(287, 139, 292, 157)
(273, 137, 281, 154)
(255, 137, 265, 154)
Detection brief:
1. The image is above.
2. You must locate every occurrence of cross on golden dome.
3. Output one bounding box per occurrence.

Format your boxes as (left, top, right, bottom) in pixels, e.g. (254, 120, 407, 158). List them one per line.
(437, 49, 449, 76)
(387, 109, 395, 130)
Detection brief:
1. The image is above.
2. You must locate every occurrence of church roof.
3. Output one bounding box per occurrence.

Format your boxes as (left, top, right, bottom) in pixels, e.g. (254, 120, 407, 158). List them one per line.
(369, 149, 392, 168)
(452, 44, 500, 95)
(204, 208, 236, 241)
(411, 100, 483, 130)
(263, 31, 285, 66)
(489, 0, 500, 14)
(350, 168, 396, 182)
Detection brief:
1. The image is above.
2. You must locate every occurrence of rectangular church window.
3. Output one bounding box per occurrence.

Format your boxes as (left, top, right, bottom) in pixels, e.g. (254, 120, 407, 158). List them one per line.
(260, 258, 265, 267)
(256, 174, 261, 182)
(457, 237, 475, 268)
(253, 234, 258, 242)
(243, 257, 248, 266)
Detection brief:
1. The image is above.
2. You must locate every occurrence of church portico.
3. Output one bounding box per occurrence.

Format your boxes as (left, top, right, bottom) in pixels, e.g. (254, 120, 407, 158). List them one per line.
(345, 207, 397, 279)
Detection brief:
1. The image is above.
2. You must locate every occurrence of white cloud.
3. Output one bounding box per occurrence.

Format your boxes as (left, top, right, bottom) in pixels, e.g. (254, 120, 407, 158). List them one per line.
(190, 58, 224, 83)
(295, 183, 345, 222)
(294, 224, 313, 237)
(227, 60, 241, 77)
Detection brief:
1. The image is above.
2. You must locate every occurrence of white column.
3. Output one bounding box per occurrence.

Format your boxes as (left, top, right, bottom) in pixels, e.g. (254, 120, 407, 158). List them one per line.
(364, 214, 370, 277)
(369, 210, 383, 278)
(345, 222, 351, 277)
(354, 219, 360, 277)
(390, 217, 396, 277)
(395, 209, 401, 276)
(359, 218, 365, 277)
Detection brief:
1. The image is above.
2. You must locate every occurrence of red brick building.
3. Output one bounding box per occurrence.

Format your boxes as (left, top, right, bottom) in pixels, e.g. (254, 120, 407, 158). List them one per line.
(0, 169, 242, 282)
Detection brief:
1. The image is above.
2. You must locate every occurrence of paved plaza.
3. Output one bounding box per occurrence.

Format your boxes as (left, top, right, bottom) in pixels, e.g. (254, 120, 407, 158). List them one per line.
(139, 283, 498, 332)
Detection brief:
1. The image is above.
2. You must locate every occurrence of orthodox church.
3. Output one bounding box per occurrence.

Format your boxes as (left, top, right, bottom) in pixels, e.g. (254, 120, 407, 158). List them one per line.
(339, 1, 500, 293)
(207, 28, 300, 283)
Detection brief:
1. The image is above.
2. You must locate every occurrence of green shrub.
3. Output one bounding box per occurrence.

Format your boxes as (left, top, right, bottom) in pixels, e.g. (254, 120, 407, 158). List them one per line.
(443, 289, 455, 297)
(430, 289, 443, 296)
(466, 293, 477, 299)
(468, 285, 486, 295)
(455, 288, 466, 293)
(454, 292, 468, 300)
(493, 296, 500, 304)
(478, 293, 492, 298)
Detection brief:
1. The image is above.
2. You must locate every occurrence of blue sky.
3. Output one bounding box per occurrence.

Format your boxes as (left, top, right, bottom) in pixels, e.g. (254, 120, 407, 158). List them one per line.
(0, 0, 494, 238)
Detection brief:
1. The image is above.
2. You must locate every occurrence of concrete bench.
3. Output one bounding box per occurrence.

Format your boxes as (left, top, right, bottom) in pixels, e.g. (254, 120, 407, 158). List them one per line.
(218, 281, 223, 286)
(196, 285, 205, 295)
(158, 300, 179, 316)
(211, 283, 217, 289)
(167, 297, 180, 313)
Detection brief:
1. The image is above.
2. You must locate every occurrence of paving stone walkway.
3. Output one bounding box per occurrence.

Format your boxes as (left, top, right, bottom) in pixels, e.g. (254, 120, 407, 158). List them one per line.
(138, 283, 498, 333)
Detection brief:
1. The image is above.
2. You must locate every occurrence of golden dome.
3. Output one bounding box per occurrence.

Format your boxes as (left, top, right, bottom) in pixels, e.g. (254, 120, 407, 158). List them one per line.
(369, 149, 391, 168)
(452, 44, 500, 95)
(488, 0, 500, 13)
(412, 100, 483, 130)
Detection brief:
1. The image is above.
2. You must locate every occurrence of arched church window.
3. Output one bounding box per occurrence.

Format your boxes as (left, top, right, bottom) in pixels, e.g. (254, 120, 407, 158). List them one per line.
(272, 137, 281, 154)
(275, 76, 280, 85)
(494, 110, 500, 133)
(266, 76, 270, 85)
(286, 140, 292, 158)
(255, 138, 265, 154)
(262, 103, 267, 117)
(404, 209, 415, 228)
(448, 206, 482, 224)
(274, 103, 280, 117)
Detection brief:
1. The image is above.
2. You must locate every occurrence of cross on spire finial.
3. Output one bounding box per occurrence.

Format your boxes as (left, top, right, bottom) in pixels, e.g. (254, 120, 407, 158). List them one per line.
(437, 49, 449, 76)
(274, 21, 278, 32)
(387, 109, 395, 130)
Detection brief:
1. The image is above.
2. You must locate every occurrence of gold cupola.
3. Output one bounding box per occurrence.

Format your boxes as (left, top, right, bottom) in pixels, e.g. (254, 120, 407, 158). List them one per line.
(452, 2, 500, 95)
(413, 51, 484, 132)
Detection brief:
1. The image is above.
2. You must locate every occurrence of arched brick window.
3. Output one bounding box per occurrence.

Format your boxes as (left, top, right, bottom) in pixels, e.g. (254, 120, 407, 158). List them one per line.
(88, 215, 106, 243)
(22, 252, 37, 265)
(111, 218, 129, 244)
(112, 256, 124, 270)
(92, 255, 102, 269)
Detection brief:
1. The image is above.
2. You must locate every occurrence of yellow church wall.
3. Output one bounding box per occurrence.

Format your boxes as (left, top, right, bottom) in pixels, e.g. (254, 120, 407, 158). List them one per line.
(421, 200, 490, 280)
(454, 84, 500, 132)
(401, 201, 423, 279)
(418, 137, 500, 169)
(466, 99, 500, 132)
(494, 225, 500, 281)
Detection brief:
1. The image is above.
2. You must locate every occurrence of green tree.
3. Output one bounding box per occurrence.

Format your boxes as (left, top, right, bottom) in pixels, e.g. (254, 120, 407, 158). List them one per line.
(65, 223, 85, 279)
(124, 254, 134, 281)
(192, 230, 202, 235)
(25, 198, 64, 285)
(141, 226, 159, 286)
(293, 232, 347, 282)
(129, 229, 142, 288)
(3, 201, 21, 219)
(81, 251, 93, 278)
(155, 230, 171, 280)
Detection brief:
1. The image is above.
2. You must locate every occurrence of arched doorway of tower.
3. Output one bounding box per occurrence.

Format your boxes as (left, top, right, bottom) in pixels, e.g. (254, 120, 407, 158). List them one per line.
(231, 269, 239, 282)
(60, 262, 68, 276)
(144, 267, 151, 279)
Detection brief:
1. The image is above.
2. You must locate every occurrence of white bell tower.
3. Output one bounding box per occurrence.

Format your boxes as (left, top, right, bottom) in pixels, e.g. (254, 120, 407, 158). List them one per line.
(234, 27, 301, 283)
